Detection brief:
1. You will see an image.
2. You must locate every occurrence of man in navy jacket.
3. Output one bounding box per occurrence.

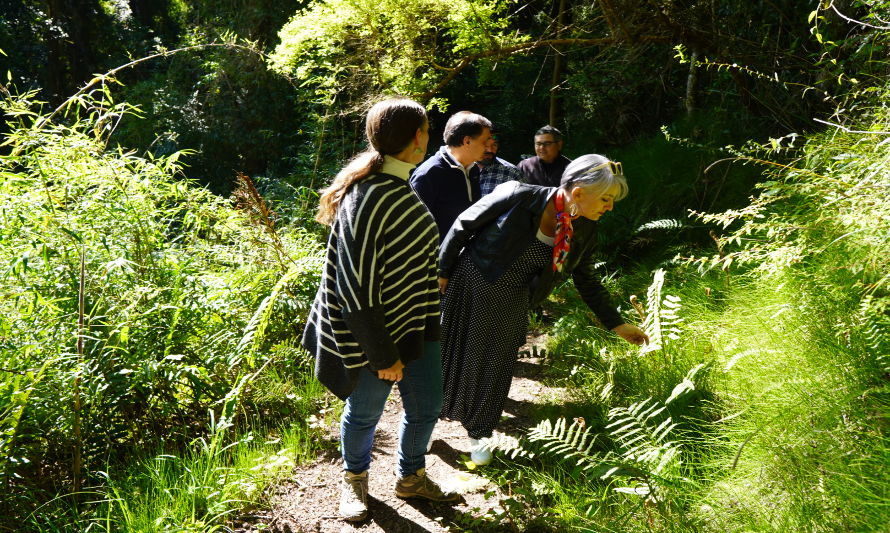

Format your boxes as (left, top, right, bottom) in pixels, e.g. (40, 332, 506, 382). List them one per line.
(410, 111, 493, 240)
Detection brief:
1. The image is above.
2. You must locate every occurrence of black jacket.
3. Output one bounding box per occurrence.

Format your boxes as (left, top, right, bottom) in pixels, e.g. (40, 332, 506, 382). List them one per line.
(410, 146, 481, 240)
(518, 154, 572, 187)
(438, 181, 624, 330)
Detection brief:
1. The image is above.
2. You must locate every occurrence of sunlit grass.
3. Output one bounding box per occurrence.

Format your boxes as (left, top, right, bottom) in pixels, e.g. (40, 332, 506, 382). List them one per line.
(686, 274, 889, 532)
(25, 415, 330, 532)
(84, 370, 332, 532)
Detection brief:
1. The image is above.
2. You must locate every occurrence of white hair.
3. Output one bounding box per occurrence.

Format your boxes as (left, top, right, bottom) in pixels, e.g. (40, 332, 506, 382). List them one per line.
(559, 154, 628, 201)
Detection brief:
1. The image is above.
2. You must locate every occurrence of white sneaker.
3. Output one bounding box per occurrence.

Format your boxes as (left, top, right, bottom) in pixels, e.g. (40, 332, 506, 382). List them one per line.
(339, 470, 368, 521)
(469, 437, 493, 465)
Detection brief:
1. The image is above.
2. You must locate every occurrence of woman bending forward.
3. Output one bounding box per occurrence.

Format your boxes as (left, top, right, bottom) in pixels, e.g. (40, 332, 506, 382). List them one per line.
(437, 154, 649, 465)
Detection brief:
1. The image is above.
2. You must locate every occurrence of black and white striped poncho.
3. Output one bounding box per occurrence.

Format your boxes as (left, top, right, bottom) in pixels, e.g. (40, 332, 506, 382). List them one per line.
(302, 164, 441, 400)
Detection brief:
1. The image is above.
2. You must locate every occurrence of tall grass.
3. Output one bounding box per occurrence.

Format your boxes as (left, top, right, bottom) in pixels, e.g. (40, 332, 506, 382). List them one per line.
(0, 85, 329, 528)
(89, 419, 323, 532)
(483, 81, 889, 531)
(688, 276, 888, 532)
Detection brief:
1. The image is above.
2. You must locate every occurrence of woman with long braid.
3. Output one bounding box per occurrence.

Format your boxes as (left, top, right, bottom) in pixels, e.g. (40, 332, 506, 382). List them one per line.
(302, 98, 458, 522)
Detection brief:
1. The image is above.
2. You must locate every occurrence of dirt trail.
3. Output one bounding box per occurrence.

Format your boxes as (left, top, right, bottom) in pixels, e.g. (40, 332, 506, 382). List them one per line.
(251, 334, 562, 533)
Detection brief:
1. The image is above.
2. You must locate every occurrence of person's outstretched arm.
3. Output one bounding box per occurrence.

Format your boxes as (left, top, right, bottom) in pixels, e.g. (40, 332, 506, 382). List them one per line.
(572, 252, 648, 345)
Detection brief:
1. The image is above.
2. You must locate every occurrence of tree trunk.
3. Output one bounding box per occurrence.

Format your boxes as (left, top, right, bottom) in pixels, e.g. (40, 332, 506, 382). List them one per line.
(685, 49, 699, 115)
(548, 0, 568, 127)
(43, 0, 110, 101)
(44, 0, 68, 102)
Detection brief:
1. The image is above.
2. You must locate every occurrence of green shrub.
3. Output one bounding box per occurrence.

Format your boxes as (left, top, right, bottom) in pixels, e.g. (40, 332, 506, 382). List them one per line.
(0, 86, 325, 524)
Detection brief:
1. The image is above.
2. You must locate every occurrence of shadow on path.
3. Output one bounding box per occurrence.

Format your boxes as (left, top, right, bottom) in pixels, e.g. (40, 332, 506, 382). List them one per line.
(257, 334, 560, 532)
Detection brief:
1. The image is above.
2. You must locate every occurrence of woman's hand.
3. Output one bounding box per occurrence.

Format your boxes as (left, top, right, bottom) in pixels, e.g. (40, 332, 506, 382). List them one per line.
(377, 360, 405, 382)
(612, 323, 649, 346)
(438, 277, 449, 294)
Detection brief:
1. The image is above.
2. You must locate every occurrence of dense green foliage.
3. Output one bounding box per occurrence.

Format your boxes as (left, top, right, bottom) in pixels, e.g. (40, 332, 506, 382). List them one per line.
(1, 1, 317, 193)
(270, 0, 519, 108)
(0, 88, 329, 527)
(0, 0, 887, 531)
(477, 76, 890, 533)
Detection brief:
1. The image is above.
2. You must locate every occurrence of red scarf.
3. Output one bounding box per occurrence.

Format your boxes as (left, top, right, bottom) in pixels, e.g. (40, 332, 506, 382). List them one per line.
(552, 192, 573, 272)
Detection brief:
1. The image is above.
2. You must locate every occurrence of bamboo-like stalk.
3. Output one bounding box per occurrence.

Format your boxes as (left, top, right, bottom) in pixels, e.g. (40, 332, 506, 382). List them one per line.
(73, 247, 85, 493)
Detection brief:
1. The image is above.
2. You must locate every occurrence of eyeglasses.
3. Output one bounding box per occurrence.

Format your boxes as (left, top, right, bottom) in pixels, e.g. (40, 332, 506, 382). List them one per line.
(585, 161, 623, 177)
(534, 141, 557, 147)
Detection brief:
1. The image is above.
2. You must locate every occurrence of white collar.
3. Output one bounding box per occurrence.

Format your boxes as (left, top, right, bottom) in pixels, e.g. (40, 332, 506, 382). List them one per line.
(444, 147, 474, 177)
(380, 155, 416, 180)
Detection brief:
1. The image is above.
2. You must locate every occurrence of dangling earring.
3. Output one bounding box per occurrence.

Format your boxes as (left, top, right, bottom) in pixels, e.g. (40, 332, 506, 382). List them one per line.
(413, 147, 423, 154)
(569, 202, 579, 217)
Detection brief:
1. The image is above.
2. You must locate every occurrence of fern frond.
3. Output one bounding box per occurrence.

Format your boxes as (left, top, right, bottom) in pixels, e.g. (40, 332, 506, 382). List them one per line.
(666, 363, 709, 405)
(639, 269, 685, 354)
(519, 380, 696, 505)
(855, 294, 890, 371)
(635, 219, 684, 233)
(526, 417, 602, 464)
(640, 270, 665, 353)
(607, 397, 681, 476)
(233, 172, 295, 271)
(236, 257, 321, 367)
(486, 432, 535, 460)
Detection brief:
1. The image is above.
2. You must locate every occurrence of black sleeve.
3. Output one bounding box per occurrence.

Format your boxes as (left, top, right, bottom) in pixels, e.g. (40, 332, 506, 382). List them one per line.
(438, 181, 519, 278)
(571, 249, 624, 330)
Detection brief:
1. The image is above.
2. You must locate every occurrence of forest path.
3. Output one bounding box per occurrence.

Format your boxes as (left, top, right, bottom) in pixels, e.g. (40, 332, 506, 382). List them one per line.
(259, 333, 561, 532)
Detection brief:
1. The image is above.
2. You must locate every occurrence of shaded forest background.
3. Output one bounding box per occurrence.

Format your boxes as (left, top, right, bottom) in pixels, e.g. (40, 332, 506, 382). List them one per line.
(0, 0, 887, 531)
(4, 0, 866, 191)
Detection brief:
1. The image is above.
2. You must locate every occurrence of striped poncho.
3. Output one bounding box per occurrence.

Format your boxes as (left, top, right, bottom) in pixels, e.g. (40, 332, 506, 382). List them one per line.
(302, 157, 441, 400)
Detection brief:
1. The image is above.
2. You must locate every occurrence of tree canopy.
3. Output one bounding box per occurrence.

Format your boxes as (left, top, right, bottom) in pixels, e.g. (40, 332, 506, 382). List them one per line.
(270, 0, 520, 108)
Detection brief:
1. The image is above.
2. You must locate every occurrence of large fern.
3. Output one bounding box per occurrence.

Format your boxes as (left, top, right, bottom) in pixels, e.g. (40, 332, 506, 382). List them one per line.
(605, 398, 680, 481)
(495, 396, 685, 502)
(508, 417, 622, 480)
(236, 256, 322, 367)
(855, 294, 890, 373)
(639, 269, 684, 355)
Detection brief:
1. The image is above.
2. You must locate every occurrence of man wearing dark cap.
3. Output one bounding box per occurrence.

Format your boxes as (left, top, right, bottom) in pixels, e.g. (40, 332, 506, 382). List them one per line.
(517, 125, 572, 187)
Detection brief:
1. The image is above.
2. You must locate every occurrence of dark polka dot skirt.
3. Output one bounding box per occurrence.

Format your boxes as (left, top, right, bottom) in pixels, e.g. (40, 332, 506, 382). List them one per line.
(440, 237, 552, 439)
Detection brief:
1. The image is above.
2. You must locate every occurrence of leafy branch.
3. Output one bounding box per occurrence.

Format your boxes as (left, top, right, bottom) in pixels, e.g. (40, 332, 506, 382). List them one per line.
(35, 41, 268, 134)
(416, 35, 671, 102)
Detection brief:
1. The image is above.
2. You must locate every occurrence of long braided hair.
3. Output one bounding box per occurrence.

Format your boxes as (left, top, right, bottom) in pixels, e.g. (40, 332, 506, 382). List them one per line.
(316, 98, 427, 225)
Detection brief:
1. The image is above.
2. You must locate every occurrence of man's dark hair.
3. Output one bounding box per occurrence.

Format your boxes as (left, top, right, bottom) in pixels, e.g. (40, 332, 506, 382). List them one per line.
(535, 125, 563, 142)
(443, 111, 492, 147)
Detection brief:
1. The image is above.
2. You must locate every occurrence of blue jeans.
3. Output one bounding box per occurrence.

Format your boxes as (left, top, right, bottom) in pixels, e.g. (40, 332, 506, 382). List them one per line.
(341, 341, 443, 477)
